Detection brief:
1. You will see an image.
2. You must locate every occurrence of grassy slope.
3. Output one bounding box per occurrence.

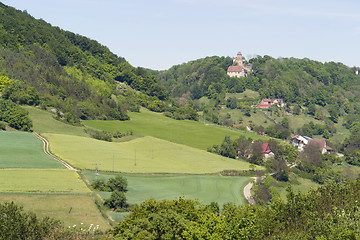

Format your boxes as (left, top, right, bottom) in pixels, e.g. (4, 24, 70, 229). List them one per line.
(0, 169, 90, 193)
(84, 108, 268, 151)
(0, 131, 64, 169)
(45, 134, 257, 173)
(24, 106, 88, 137)
(219, 108, 272, 127)
(85, 172, 249, 207)
(0, 194, 109, 229)
(226, 89, 260, 100)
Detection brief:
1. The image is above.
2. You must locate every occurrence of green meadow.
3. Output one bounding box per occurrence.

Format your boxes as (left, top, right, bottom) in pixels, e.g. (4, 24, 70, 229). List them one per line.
(0, 169, 90, 193)
(0, 194, 109, 230)
(0, 131, 64, 169)
(84, 108, 267, 151)
(45, 133, 257, 173)
(219, 108, 272, 128)
(23, 106, 88, 137)
(85, 172, 249, 207)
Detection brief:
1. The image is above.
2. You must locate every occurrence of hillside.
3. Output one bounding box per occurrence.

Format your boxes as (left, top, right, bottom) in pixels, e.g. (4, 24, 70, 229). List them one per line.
(0, 2, 167, 125)
(157, 54, 360, 110)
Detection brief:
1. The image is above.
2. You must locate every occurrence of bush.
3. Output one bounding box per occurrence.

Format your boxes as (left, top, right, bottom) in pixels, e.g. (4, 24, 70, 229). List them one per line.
(86, 129, 112, 142)
(0, 99, 32, 131)
(0, 121, 6, 130)
(91, 179, 108, 191)
(107, 175, 128, 192)
(104, 190, 128, 211)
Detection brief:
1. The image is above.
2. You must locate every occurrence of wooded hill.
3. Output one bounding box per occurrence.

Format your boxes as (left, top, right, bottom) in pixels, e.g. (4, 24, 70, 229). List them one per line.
(156, 54, 360, 115)
(0, 2, 168, 125)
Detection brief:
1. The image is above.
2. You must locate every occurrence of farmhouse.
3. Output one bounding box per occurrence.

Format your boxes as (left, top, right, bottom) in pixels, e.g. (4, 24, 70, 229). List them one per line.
(258, 99, 272, 109)
(258, 98, 285, 109)
(291, 135, 332, 154)
(236, 141, 274, 161)
(262, 143, 274, 160)
(307, 138, 333, 154)
(291, 135, 312, 151)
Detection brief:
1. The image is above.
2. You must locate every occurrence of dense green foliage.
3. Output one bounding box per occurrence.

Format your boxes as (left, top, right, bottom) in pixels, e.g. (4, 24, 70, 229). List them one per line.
(157, 56, 237, 100)
(0, 202, 81, 239)
(111, 180, 360, 239)
(0, 3, 169, 123)
(92, 175, 128, 211)
(157, 54, 360, 113)
(249, 56, 360, 107)
(0, 98, 32, 130)
(92, 175, 128, 192)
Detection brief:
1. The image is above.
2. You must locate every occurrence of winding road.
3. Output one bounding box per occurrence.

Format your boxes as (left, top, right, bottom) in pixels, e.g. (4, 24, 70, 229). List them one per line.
(243, 176, 265, 205)
(243, 178, 256, 205)
(32, 131, 74, 170)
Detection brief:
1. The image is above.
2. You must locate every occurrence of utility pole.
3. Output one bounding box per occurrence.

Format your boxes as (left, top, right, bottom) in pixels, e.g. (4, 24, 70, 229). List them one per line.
(93, 163, 101, 180)
(134, 148, 137, 166)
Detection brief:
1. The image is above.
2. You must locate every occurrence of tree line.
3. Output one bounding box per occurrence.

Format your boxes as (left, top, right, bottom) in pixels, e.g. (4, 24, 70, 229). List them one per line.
(110, 179, 360, 239)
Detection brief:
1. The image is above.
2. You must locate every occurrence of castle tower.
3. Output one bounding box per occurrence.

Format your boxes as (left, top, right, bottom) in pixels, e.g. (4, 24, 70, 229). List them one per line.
(234, 51, 244, 67)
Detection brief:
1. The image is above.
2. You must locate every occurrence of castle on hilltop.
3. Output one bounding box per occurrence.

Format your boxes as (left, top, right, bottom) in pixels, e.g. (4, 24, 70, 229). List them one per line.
(227, 52, 252, 78)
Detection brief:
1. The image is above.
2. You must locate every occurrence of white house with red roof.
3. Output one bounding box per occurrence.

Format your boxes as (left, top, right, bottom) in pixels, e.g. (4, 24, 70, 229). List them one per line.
(262, 143, 275, 160)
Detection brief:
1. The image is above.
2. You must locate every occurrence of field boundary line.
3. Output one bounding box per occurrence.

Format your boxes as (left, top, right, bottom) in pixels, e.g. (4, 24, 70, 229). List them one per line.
(32, 131, 75, 170)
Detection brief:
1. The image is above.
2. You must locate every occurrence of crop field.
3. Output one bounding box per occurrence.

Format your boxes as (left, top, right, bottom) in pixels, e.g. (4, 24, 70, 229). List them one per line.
(46, 133, 260, 173)
(0, 131, 64, 169)
(85, 172, 250, 207)
(84, 108, 267, 151)
(23, 106, 88, 137)
(0, 194, 109, 229)
(0, 169, 90, 193)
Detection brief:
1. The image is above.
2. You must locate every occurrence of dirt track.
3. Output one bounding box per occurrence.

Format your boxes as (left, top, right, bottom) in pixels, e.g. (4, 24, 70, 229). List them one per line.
(32, 131, 74, 170)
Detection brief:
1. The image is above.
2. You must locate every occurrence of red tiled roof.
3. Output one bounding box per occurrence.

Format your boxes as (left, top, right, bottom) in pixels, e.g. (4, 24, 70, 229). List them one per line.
(227, 66, 243, 72)
(262, 143, 272, 154)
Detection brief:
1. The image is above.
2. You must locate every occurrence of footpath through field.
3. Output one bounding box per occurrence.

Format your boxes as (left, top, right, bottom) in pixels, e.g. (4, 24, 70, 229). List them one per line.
(32, 132, 74, 170)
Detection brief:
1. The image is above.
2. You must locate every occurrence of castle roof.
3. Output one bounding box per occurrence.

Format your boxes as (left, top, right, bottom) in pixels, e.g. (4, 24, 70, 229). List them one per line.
(227, 66, 243, 73)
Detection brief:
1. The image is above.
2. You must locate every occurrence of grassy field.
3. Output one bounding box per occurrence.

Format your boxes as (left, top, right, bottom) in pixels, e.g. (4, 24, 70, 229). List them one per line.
(23, 106, 88, 137)
(0, 169, 90, 193)
(45, 133, 260, 173)
(0, 131, 65, 169)
(85, 172, 249, 207)
(219, 108, 272, 127)
(278, 176, 320, 201)
(0, 194, 109, 230)
(84, 108, 267, 151)
(226, 89, 260, 99)
(285, 114, 324, 131)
